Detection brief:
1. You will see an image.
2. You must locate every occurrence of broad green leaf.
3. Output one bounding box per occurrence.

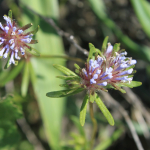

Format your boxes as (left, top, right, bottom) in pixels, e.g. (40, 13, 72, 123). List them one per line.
(94, 129, 124, 150)
(20, 0, 66, 149)
(46, 88, 84, 98)
(53, 64, 77, 76)
(21, 62, 30, 97)
(71, 116, 85, 137)
(56, 75, 80, 80)
(0, 60, 24, 87)
(80, 95, 89, 126)
(101, 36, 109, 53)
(95, 95, 114, 126)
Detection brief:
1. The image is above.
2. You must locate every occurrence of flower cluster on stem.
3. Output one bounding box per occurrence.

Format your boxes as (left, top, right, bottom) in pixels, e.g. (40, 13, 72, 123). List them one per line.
(0, 13, 38, 66)
(79, 43, 136, 93)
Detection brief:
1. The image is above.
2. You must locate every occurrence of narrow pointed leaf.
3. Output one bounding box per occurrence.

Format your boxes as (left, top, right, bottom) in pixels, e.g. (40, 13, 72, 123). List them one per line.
(80, 95, 89, 126)
(27, 47, 40, 56)
(88, 43, 96, 60)
(101, 36, 109, 53)
(21, 62, 30, 97)
(29, 40, 38, 44)
(95, 95, 114, 126)
(28, 25, 40, 35)
(46, 88, 84, 98)
(8, 10, 12, 19)
(4, 58, 11, 69)
(74, 63, 81, 70)
(112, 43, 120, 55)
(116, 81, 142, 88)
(20, 23, 33, 31)
(56, 75, 80, 80)
(53, 64, 77, 76)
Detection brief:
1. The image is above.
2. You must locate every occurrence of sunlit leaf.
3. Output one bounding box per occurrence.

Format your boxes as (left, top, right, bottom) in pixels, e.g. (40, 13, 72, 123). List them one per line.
(53, 64, 77, 76)
(95, 95, 114, 126)
(80, 95, 89, 126)
(101, 36, 109, 53)
(46, 88, 84, 98)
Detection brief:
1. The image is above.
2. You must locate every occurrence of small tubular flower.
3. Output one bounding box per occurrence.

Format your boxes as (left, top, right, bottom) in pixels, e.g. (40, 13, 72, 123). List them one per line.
(0, 11, 39, 67)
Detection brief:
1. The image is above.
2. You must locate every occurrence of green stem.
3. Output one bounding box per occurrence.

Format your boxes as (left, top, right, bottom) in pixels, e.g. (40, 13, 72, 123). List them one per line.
(35, 54, 85, 63)
(89, 102, 97, 150)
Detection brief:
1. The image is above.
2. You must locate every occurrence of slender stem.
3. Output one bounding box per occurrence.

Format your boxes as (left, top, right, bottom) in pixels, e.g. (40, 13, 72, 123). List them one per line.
(34, 54, 85, 63)
(89, 102, 97, 150)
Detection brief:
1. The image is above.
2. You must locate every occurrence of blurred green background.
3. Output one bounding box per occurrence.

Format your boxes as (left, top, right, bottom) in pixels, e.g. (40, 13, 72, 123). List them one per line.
(0, 0, 150, 150)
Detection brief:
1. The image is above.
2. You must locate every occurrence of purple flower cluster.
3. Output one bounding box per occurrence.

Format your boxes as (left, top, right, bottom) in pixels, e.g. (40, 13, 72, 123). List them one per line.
(79, 43, 136, 92)
(0, 15, 36, 65)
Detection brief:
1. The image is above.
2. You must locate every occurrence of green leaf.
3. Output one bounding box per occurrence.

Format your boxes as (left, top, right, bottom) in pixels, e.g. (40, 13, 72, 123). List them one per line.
(0, 61, 24, 87)
(89, 92, 95, 103)
(8, 10, 12, 19)
(4, 58, 11, 69)
(56, 75, 80, 80)
(27, 25, 40, 35)
(21, 62, 30, 97)
(46, 88, 84, 98)
(53, 64, 77, 76)
(20, 23, 33, 31)
(30, 40, 39, 44)
(88, 43, 96, 60)
(101, 36, 109, 53)
(95, 95, 114, 126)
(74, 63, 81, 70)
(116, 81, 142, 88)
(112, 43, 120, 54)
(28, 62, 36, 86)
(27, 47, 40, 56)
(80, 95, 89, 126)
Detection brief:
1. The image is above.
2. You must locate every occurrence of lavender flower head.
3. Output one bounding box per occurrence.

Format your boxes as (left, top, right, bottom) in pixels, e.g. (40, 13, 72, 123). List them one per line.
(0, 11, 39, 66)
(79, 42, 137, 93)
